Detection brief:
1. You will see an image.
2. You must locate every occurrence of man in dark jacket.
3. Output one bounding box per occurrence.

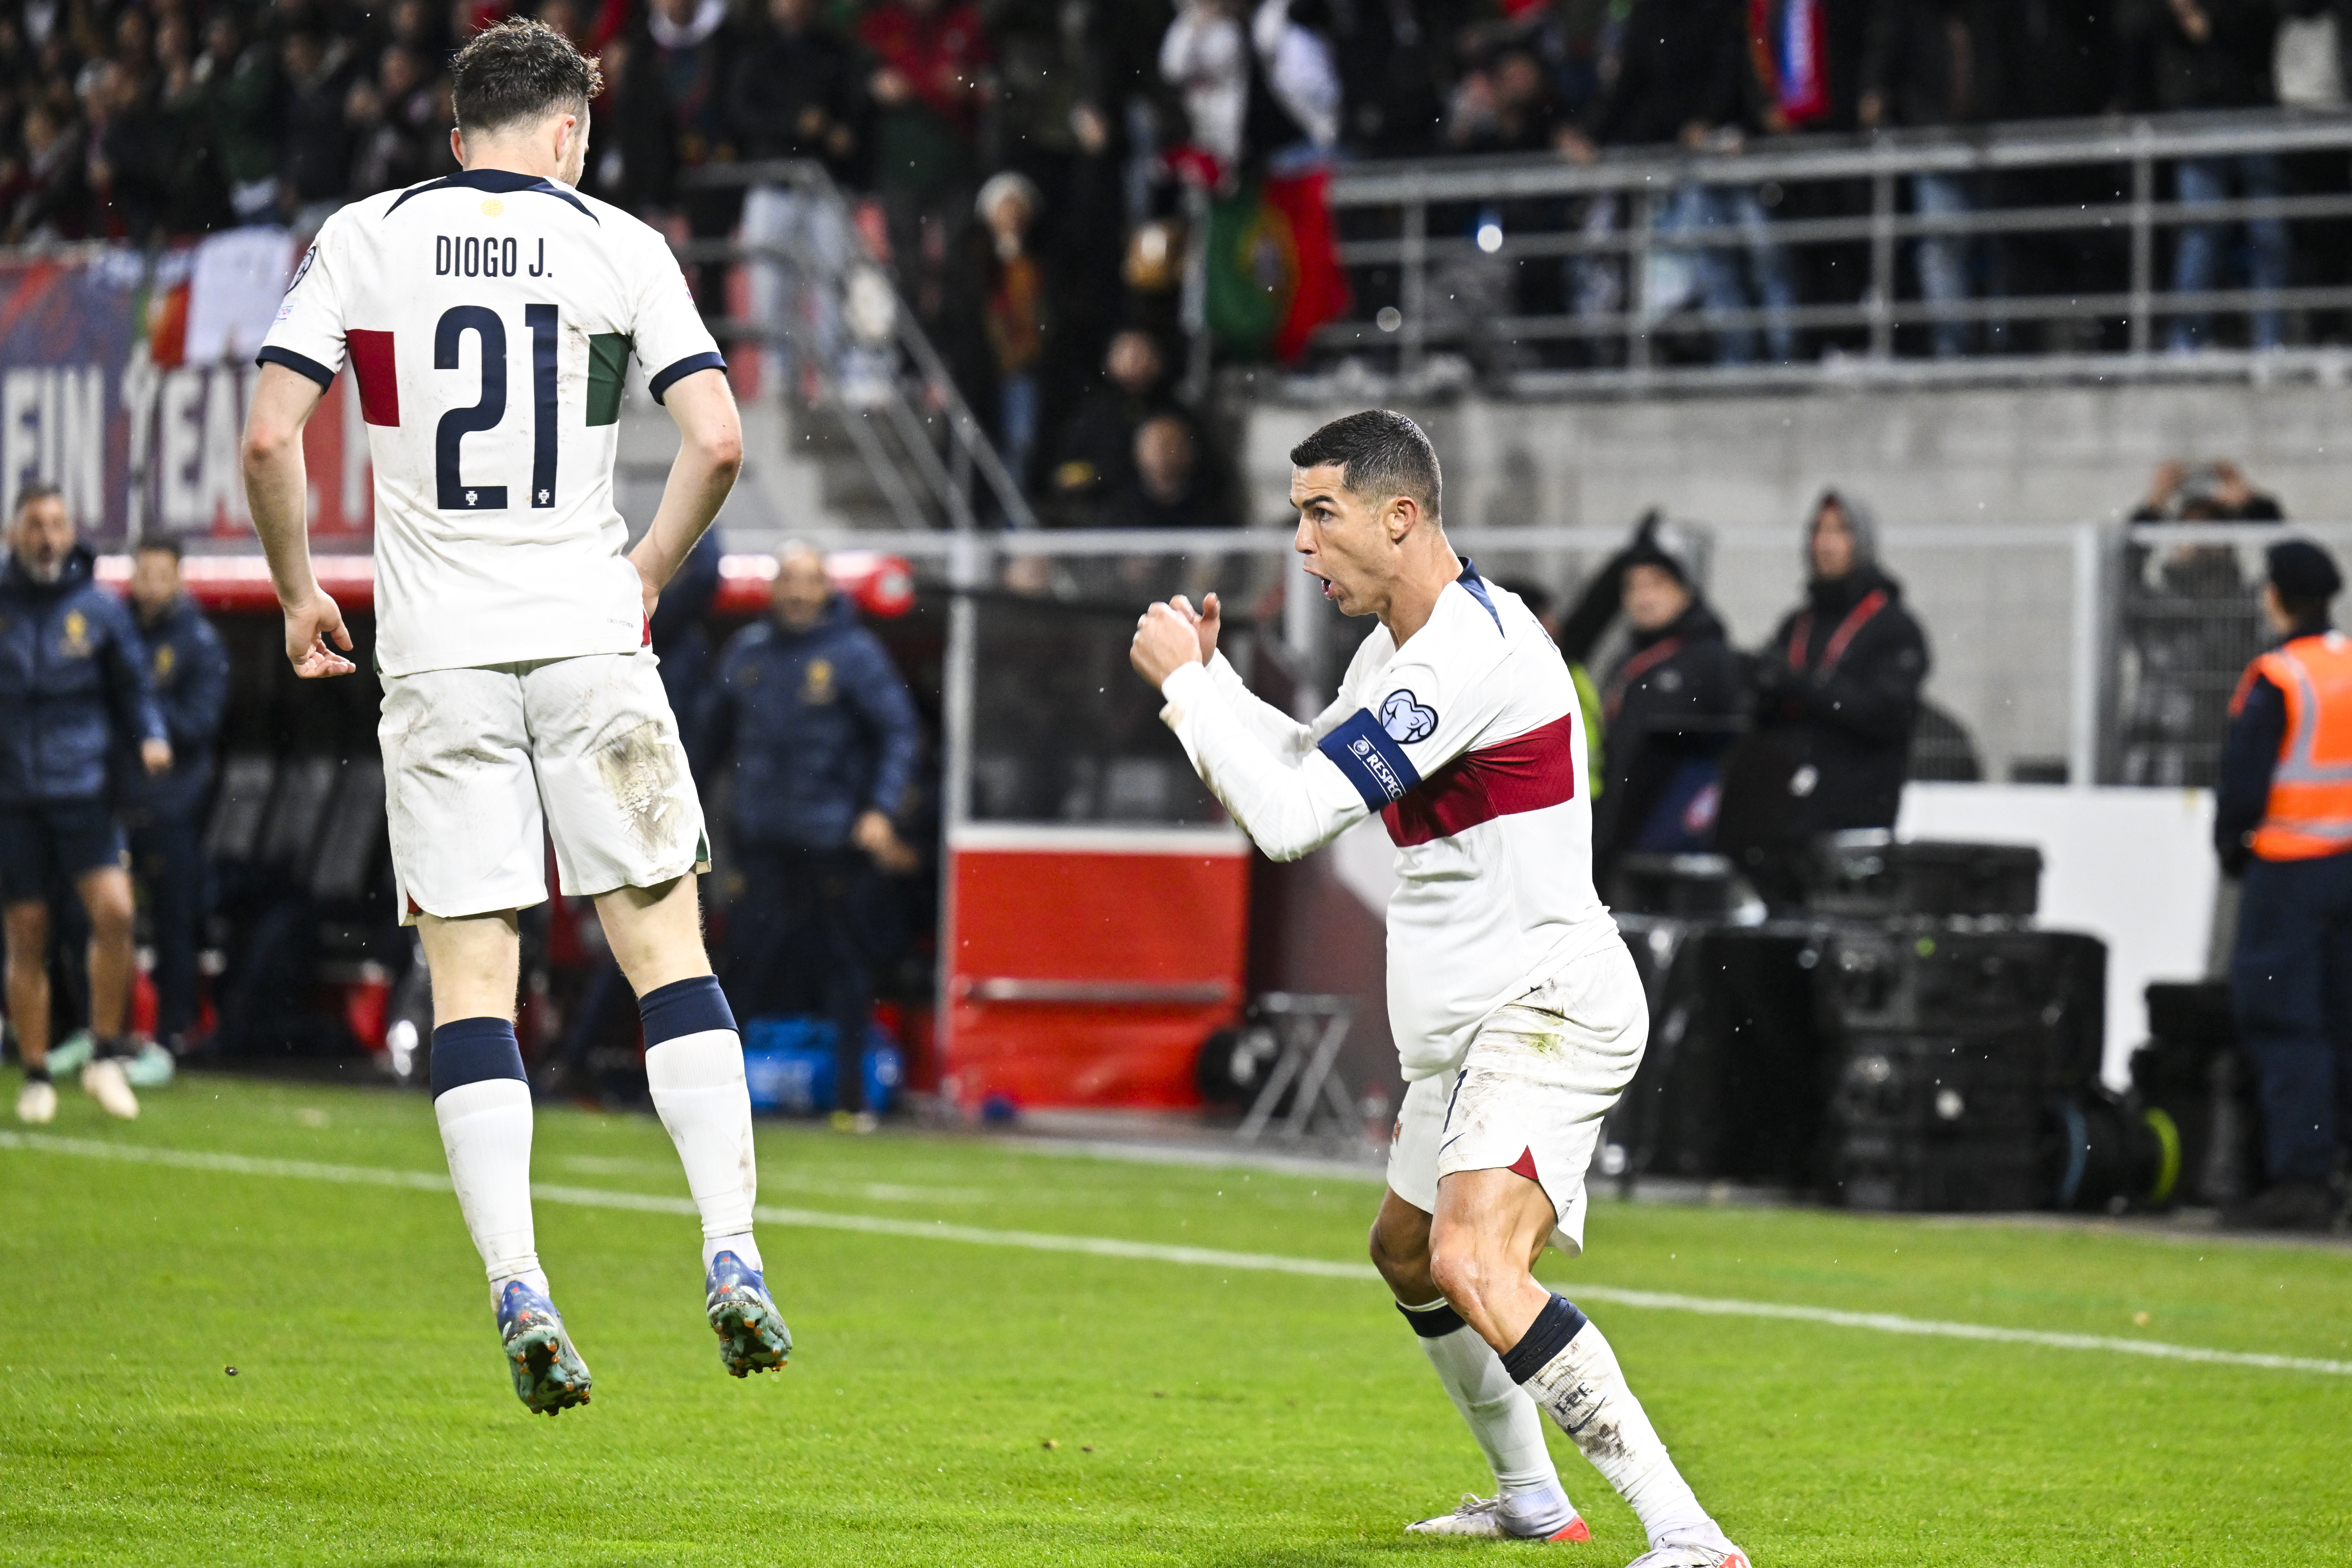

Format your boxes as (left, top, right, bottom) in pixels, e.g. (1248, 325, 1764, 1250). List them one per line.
(2213, 540, 2352, 1230)
(1556, 517, 1745, 888)
(1719, 489, 1930, 908)
(122, 538, 230, 1060)
(2, 484, 170, 1124)
(698, 544, 921, 1129)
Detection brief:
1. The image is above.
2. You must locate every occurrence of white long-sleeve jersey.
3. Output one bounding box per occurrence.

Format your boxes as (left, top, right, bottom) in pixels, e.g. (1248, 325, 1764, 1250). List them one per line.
(1157, 563, 1619, 1080)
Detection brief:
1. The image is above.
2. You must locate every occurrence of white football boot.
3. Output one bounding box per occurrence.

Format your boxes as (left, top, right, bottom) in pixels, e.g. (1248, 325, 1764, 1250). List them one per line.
(1407, 1483, 1590, 1541)
(16, 1078, 57, 1124)
(1625, 1523, 1752, 1567)
(81, 1059, 139, 1119)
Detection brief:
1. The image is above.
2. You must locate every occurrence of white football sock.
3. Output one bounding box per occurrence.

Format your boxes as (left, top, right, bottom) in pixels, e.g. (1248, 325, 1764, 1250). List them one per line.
(640, 974, 760, 1271)
(1400, 1298, 1561, 1496)
(1511, 1301, 1713, 1547)
(433, 1077, 543, 1300)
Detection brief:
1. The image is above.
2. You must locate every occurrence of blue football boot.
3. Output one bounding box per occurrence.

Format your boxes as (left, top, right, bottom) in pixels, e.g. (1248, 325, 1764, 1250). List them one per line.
(495, 1279, 592, 1416)
(705, 1251, 791, 1377)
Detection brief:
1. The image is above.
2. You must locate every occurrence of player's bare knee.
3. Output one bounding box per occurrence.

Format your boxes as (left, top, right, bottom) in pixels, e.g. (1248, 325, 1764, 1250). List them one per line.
(3, 901, 49, 961)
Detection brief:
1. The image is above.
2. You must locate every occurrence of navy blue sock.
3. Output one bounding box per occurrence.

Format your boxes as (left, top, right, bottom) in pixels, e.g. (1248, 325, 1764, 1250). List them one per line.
(429, 1017, 525, 1099)
(1397, 1298, 1470, 1338)
(1500, 1295, 1590, 1385)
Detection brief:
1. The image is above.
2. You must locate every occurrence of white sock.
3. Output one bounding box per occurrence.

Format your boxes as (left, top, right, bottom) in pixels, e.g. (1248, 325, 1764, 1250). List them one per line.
(704, 1231, 763, 1274)
(640, 978, 760, 1268)
(1509, 1299, 1713, 1547)
(1400, 1298, 1561, 1496)
(433, 1078, 543, 1304)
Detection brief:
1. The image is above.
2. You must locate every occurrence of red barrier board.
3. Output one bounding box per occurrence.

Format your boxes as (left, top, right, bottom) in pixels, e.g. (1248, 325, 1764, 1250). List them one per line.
(941, 825, 1251, 1111)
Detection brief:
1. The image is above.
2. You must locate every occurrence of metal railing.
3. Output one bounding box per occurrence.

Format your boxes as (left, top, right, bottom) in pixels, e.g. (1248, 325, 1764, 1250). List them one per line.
(1299, 110, 2352, 395)
(678, 158, 1036, 534)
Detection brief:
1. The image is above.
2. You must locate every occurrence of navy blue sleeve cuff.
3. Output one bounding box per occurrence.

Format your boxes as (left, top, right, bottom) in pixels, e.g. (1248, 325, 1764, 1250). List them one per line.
(255, 345, 336, 390)
(649, 350, 727, 404)
(1318, 709, 1422, 811)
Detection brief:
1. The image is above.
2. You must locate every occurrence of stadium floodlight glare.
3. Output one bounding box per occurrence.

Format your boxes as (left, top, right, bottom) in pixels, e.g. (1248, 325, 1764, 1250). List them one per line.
(1376, 306, 1403, 333)
(1475, 215, 1505, 253)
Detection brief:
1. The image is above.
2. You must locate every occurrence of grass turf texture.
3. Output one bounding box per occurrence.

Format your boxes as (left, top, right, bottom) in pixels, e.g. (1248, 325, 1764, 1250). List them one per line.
(3, 1073, 2348, 1566)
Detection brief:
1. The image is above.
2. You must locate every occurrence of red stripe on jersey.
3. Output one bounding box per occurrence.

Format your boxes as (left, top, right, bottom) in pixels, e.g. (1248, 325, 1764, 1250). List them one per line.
(1380, 713, 1578, 848)
(348, 329, 400, 425)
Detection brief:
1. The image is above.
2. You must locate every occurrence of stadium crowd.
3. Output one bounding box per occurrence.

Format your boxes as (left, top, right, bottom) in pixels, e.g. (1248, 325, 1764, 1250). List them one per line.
(4, 0, 2346, 497)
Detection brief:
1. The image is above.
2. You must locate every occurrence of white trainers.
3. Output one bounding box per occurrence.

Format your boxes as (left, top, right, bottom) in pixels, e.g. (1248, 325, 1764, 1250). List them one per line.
(81, 1059, 139, 1120)
(1407, 1489, 1591, 1542)
(16, 1078, 57, 1124)
(1626, 1524, 1751, 1567)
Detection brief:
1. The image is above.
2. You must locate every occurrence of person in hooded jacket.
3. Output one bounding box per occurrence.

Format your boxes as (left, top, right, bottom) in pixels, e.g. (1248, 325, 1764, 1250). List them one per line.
(1719, 489, 1930, 909)
(697, 544, 922, 1129)
(1554, 515, 1745, 890)
(2, 483, 170, 1124)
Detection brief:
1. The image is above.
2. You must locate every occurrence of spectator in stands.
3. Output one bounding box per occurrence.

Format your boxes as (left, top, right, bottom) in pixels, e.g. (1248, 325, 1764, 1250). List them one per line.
(347, 44, 438, 198)
(2117, 0, 2287, 349)
(190, 10, 283, 224)
(1, 100, 90, 244)
(1555, 515, 1745, 887)
(698, 545, 922, 1132)
(606, 0, 741, 310)
(1046, 329, 1175, 518)
(2, 483, 169, 1126)
(2114, 460, 2277, 786)
(121, 539, 228, 1062)
(1161, 0, 1250, 169)
(278, 28, 354, 230)
(976, 171, 1049, 491)
(1717, 490, 1930, 908)
(860, 0, 992, 326)
(1567, 0, 1797, 364)
(1101, 413, 1224, 530)
(1860, 0, 2010, 357)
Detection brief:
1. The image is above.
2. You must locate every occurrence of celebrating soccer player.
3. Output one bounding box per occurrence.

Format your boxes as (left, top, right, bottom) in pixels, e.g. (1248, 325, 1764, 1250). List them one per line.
(1129, 411, 1747, 1566)
(240, 19, 785, 1416)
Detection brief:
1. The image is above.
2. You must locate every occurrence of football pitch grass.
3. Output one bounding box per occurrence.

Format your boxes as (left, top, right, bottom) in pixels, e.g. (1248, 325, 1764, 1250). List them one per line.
(3, 1073, 2348, 1566)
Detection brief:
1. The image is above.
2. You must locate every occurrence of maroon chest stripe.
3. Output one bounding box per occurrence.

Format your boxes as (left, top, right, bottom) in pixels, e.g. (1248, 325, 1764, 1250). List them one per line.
(1380, 713, 1579, 848)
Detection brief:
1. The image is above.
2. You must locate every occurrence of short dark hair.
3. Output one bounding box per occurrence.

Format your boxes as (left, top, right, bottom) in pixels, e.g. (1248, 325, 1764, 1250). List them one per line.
(1288, 409, 1442, 522)
(12, 479, 61, 517)
(451, 18, 602, 136)
(134, 536, 184, 561)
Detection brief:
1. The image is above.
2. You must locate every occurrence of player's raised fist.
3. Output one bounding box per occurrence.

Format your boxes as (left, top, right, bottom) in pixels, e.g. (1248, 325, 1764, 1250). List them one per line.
(1170, 593, 1222, 666)
(284, 588, 357, 678)
(1130, 601, 1205, 689)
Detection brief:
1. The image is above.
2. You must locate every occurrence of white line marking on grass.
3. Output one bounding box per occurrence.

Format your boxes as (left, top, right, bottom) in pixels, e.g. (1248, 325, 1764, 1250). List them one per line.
(9, 1130, 2348, 1378)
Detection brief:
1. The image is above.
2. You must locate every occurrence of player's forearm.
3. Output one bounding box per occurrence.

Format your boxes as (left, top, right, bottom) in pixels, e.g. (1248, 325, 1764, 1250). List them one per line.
(244, 432, 319, 607)
(1204, 652, 1317, 761)
(632, 372, 742, 592)
(1160, 663, 1365, 861)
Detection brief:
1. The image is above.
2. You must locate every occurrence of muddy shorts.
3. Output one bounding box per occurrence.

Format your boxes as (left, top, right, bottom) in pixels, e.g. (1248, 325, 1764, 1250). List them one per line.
(378, 648, 707, 925)
(1386, 939, 1648, 1257)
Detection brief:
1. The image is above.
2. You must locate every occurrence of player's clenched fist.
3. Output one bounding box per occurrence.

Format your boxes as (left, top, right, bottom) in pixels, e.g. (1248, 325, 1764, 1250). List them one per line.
(1130, 600, 1206, 689)
(284, 588, 358, 678)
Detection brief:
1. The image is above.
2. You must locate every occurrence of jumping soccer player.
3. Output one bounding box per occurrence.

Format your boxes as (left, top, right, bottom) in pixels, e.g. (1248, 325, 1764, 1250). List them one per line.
(241, 19, 784, 1415)
(1129, 411, 1747, 1567)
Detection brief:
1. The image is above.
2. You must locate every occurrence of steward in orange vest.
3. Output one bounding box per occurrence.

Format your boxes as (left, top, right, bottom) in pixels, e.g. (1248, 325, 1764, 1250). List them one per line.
(2217, 538, 2352, 1231)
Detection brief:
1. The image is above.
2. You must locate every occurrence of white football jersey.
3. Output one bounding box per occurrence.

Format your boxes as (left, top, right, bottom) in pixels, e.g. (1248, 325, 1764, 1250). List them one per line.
(1158, 563, 1618, 1079)
(258, 169, 724, 677)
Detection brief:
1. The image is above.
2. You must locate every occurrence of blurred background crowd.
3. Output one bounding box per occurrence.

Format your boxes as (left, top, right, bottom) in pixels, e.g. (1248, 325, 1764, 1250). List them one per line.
(10, 0, 2352, 517)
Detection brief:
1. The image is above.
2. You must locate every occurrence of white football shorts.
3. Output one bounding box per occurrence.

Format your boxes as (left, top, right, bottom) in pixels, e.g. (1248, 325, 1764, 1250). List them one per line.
(378, 647, 708, 925)
(1385, 938, 1648, 1257)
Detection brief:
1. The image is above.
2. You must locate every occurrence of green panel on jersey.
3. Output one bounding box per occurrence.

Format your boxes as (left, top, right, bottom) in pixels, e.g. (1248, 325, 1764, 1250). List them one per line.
(586, 333, 632, 426)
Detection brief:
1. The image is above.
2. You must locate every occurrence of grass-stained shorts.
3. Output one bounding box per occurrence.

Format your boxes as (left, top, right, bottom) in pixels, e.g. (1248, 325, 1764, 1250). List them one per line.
(1386, 938, 1648, 1257)
(378, 648, 707, 925)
